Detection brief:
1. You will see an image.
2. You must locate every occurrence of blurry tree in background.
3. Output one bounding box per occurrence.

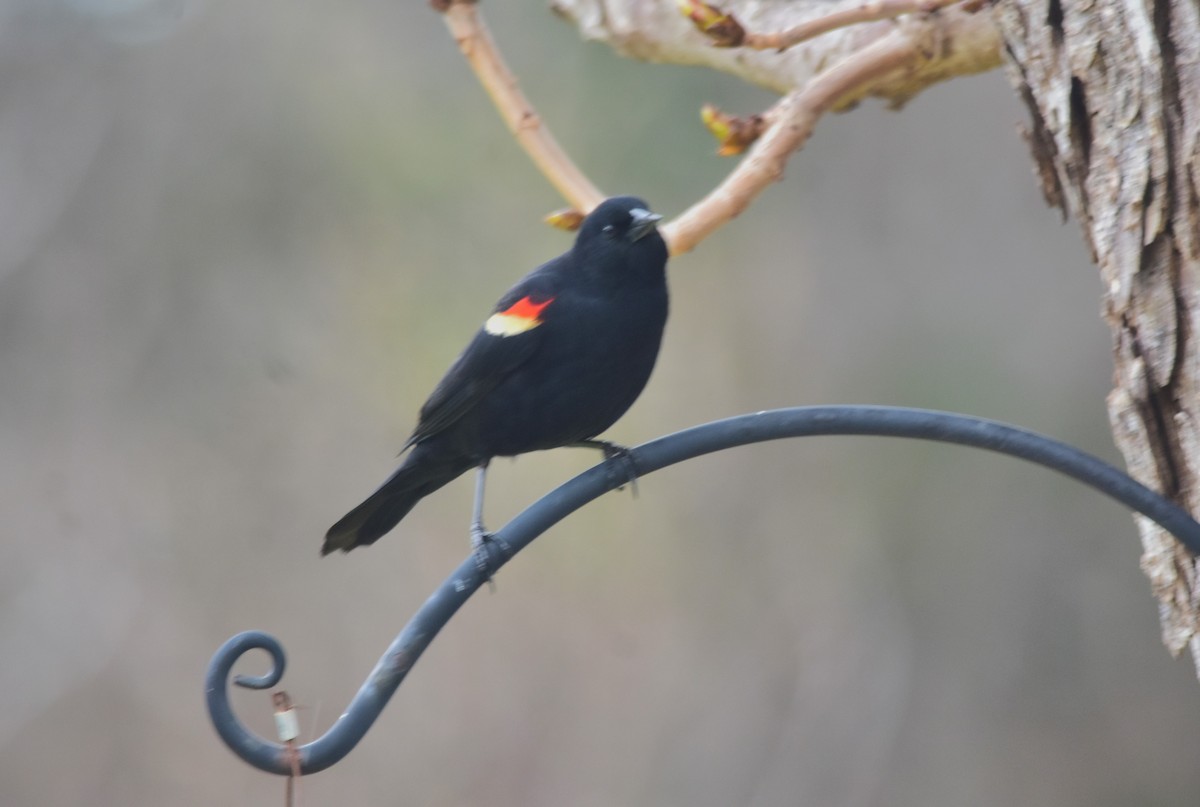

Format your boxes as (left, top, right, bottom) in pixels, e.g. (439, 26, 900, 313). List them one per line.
(4, 0, 1200, 805)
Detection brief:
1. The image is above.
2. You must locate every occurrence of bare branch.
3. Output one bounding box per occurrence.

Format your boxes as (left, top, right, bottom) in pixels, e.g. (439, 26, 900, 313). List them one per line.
(552, 0, 1000, 100)
(437, 0, 997, 252)
(681, 0, 967, 52)
(755, 0, 972, 50)
(663, 28, 923, 254)
(437, 1, 605, 213)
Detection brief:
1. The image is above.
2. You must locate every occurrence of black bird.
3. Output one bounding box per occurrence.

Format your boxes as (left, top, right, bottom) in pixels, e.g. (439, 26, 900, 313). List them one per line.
(323, 196, 669, 560)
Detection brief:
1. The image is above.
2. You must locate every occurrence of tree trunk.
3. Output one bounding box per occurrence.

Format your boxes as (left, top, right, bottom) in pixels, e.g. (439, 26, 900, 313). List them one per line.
(996, 0, 1200, 670)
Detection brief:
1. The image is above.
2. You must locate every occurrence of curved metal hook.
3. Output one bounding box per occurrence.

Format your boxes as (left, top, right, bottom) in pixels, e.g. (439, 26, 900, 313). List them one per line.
(206, 405, 1200, 775)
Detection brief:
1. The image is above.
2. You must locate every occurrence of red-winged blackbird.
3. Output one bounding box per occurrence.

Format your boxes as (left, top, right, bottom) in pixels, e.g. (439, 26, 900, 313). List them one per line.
(323, 196, 669, 558)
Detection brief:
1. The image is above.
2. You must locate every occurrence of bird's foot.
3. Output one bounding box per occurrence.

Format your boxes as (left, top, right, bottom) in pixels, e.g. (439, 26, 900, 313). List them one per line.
(575, 439, 639, 498)
(471, 523, 511, 590)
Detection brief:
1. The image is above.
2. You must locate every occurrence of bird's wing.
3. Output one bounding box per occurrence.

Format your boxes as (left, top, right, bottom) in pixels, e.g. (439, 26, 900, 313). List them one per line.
(402, 273, 560, 450)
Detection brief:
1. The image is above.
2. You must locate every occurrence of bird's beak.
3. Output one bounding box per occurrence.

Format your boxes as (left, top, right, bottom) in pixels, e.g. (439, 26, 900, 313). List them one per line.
(628, 208, 663, 241)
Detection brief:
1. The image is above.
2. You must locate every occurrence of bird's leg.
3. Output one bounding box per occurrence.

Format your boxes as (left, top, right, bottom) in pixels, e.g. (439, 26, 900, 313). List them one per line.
(570, 439, 639, 498)
(470, 461, 510, 588)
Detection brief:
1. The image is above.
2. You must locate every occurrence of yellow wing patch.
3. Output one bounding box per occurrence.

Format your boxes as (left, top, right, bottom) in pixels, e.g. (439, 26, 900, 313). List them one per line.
(484, 296, 554, 337)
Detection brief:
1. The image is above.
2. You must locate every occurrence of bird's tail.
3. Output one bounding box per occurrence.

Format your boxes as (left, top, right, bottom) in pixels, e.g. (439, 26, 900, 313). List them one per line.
(322, 446, 476, 555)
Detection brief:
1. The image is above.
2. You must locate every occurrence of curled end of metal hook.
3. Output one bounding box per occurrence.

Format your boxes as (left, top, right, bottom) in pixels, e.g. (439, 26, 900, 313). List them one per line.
(205, 630, 294, 774)
(227, 632, 286, 690)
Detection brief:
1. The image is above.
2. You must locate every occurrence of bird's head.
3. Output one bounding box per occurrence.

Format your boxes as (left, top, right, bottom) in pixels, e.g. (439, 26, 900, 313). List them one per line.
(573, 196, 668, 284)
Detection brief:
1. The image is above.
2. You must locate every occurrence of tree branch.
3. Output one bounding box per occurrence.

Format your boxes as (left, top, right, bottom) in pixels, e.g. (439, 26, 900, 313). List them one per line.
(437, 1, 605, 212)
(551, 0, 1000, 99)
(681, 0, 967, 52)
(435, 0, 999, 254)
(663, 28, 925, 253)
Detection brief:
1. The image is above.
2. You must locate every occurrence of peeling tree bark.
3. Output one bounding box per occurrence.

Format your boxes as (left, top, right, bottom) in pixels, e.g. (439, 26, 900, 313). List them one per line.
(551, 0, 1001, 104)
(996, 0, 1200, 670)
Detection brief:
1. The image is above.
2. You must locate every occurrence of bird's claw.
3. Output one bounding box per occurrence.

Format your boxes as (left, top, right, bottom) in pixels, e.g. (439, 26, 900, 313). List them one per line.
(598, 442, 639, 498)
(471, 524, 511, 590)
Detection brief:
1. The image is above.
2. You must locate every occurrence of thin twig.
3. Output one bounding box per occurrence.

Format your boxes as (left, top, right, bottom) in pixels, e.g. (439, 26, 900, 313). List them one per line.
(749, 0, 963, 50)
(663, 29, 922, 254)
(685, 0, 966, 51)
(438, 1, 605, 212)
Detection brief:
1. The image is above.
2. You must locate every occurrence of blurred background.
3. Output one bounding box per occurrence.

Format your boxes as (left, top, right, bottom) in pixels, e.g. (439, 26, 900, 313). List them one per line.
(3, 0, 1199, 805)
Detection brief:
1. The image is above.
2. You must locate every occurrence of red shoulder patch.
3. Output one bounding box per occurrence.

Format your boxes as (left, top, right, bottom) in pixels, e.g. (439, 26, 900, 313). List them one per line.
(500, 296, 554, 319)
(485, 295, 555, 337)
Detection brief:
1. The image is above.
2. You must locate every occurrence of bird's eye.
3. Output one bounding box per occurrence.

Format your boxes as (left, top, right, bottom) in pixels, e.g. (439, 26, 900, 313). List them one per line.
(602, 224, 615, 236)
